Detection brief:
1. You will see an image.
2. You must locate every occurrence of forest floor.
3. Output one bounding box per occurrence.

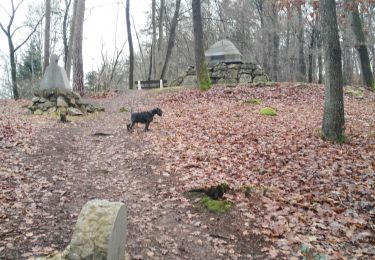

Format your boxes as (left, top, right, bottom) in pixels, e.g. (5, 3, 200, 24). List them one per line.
(0, 83, 374, 259)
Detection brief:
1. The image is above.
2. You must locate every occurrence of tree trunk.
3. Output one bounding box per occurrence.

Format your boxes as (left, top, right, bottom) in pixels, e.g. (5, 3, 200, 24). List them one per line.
(342, 21, 353, 85)
(8, 37, 19, 99)
(192, 0, 211, 90)
(63, 0, 72, 69)
(160, 0, 181, 80)
(73, 0, 85, 96)
(126, 0, 134, 89)
(148, 0, 156, 81)
(43, 0, 51, 72)
(320, 0, 345, 142)
(297, 4, 306, 82)
(270, 3, 279, 81)
(350, 3, 374, 89)
(66, 0, 78, 79)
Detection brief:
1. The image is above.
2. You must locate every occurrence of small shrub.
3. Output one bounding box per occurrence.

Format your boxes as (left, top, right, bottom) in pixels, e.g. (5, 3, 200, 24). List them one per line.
(260, 107, 277, 116)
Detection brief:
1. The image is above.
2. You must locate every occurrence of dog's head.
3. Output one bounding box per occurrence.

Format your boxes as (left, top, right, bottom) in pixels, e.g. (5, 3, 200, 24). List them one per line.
(152, 108, 163, 117)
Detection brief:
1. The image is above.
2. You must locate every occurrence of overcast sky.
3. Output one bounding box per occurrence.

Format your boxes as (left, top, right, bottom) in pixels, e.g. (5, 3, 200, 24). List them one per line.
(0, 0, 149, 74)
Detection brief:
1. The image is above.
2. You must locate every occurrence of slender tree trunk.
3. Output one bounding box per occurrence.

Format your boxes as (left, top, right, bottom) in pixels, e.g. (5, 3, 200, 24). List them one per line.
(342, 22, 353, 85)
(63, 0, 72, 68)
(297, 4, 306, 82)
(148, 0, 156, 81)
(350, 2, 374, 89)
(43, 0, 51, 72)
(160, 0, 181, 80)
(320, 0, 345, 142)
(158, 0, 165, 51)
(126, 0, 134, 89)
(308, 26, 316, 83)
(270, 3, 279, 81)
(73, 0, 85, 96)
(66, 0, 78, 79)
(192, 0, 211, 90)
(8, 38, 18, 99)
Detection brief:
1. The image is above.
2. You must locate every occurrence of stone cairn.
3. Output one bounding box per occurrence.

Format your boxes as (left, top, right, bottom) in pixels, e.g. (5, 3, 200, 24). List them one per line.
(26, 54, 104, 116)
(171, 62, 271, 86)
(38, 199, 127, 260)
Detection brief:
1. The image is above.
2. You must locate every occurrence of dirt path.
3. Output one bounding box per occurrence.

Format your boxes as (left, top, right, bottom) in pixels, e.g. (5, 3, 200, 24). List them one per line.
(1, 91, 267, 259)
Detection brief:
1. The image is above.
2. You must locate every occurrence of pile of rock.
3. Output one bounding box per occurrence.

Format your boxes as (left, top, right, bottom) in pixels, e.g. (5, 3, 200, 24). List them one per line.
(26, 88, 104, 116)
(171, 62, 271, 86)
(25, 54, 104, 116)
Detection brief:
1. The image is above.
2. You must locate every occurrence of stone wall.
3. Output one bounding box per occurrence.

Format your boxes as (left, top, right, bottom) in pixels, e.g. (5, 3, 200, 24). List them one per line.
(171, 62, 271, 86)
(26, 88, 104, 116)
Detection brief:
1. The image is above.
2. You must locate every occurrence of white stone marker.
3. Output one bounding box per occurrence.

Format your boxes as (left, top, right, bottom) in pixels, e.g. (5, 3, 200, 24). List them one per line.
(137, 80, 141, 90)
(160, 79, 163, 89)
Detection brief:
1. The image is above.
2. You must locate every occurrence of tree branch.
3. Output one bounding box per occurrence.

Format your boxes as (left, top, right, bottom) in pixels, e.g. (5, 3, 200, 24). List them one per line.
(14, 15, 43, 52)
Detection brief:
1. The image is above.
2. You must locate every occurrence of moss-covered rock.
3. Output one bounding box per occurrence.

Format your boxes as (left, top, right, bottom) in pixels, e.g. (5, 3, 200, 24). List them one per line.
(260, 107, 277, 116)
(200, 196, 232, 213)
(119, 107, 129, 113)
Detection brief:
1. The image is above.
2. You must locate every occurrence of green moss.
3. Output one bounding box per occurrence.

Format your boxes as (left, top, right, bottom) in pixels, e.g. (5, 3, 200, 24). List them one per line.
(243, 98, 262, 105)
(198, 61, 211, 91)
(200, 195, 232, 213)
(119, 107, 129, 113)
(345, 87, 364, 98)
(260, 107, 277, 116)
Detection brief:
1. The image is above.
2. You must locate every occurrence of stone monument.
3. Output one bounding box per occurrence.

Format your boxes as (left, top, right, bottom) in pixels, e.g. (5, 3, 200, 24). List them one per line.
(40, 54, 72, 90)
(26, 54, 104, 116)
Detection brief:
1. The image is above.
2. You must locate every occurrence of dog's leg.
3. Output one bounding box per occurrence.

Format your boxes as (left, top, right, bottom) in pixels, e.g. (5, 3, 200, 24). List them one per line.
(144, 121, 150, 131)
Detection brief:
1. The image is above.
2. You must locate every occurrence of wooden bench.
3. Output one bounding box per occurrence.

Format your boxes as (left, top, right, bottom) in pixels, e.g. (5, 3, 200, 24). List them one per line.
(134, 80, 168, 89)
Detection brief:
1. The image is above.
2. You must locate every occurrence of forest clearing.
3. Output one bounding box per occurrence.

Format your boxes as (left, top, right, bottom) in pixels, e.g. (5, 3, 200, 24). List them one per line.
(1, 83, 374, 259)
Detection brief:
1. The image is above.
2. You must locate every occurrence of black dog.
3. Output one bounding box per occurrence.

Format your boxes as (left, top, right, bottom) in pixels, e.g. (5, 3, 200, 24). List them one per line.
(127, 108, 162, 131)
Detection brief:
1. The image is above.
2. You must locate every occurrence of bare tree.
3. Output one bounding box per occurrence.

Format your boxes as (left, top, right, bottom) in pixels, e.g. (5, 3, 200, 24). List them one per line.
(160, 0, 181, 80)
(62, 0, 72, 70)
(0, 0, 43, 99)
(348, 1, 374, 89)
(66, 0, 78, 78)
(126, 0, 134, 89)
(43, 0, 51, 72)
(192, 0, 211, 90)
(320, 0, 345, 142)
(72, 0, 85, 96)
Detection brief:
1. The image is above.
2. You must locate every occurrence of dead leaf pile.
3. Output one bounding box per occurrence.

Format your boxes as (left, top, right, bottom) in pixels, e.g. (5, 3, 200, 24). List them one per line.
(143, 83, 375, 258)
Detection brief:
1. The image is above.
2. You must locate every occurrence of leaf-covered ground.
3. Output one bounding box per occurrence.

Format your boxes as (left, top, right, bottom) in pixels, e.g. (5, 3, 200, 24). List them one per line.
(0, 83, 374, 259)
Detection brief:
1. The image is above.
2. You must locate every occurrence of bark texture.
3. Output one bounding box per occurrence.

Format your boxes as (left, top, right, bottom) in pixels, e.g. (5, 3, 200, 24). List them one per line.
(160, 0, 181, 80)
(73, 0, 85, 96)
(126, 0, 134, 89)
(192, 0, 211, 90)
(320, 0, 345, 142)
(350, 3, 374, 89)
(43, 0, 51, 72)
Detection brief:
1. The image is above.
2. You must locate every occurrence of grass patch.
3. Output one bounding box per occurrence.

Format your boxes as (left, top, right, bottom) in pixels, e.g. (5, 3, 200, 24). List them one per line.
(200, 195, 232, 213)
(344, 86, 364, 98)
(119, 107, 129, 113)
(243, 98, 262, 105)
(260, 107, 277, 116)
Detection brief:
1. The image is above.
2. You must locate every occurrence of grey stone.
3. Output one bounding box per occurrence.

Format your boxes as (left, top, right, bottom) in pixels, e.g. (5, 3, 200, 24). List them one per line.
(32, 97, 40, 103)
(67, 107, 83, 116)
(40, 54, 71, 90)
(57, 96, 68, 107)
(47, 107, 57, 114)
(253, 75, 269, 83)
(239, 74, 253, 83)
(34, 109, 44, 115)
(68, 200, 127, 260)
(182, 75, 198, 86)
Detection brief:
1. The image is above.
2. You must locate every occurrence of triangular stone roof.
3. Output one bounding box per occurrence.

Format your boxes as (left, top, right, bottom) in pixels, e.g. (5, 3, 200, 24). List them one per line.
(205, 39, 241, 57)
